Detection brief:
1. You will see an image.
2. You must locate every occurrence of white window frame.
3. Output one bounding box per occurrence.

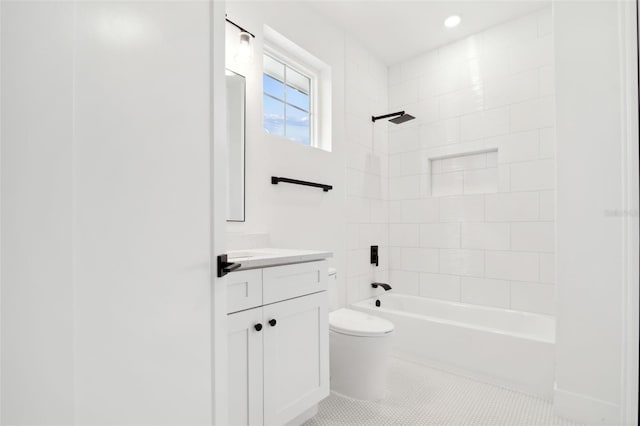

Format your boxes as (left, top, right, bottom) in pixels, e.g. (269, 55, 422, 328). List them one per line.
(263, 44, 320, 149)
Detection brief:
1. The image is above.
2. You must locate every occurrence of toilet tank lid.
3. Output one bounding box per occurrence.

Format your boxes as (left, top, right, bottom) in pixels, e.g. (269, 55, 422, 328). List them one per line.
(329, 308, 394, 337)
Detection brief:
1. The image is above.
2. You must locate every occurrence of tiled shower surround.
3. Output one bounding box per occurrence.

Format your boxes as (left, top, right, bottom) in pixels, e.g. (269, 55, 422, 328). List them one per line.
(344, 36, 391, 305)
(387, 7, 556, 314)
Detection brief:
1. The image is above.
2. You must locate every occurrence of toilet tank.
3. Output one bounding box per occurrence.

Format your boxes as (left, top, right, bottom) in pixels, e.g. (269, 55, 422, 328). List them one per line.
(328, 268, 339, 311)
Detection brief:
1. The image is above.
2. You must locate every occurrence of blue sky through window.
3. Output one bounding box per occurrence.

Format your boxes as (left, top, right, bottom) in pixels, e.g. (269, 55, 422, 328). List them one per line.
(264, 74, 283, 99)
(286, 86, 309, 111)
(263, 94, 284, 137)
(286, 105, 310, 145)
(263, 54, 311, 146)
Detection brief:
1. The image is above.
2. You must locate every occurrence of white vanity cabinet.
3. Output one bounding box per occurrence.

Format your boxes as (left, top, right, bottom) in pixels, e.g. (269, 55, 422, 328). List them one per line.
(228, 307, 264, 426)
(227, 260, 329, 426)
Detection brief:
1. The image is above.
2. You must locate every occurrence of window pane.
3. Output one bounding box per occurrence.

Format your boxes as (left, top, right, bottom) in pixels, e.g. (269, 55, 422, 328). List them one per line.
(285, 105, 310, 145)
(286, 85, 310, 111)
(263, 95, 285, 137)
(286, 66, 310, 94)
(264, 54, 285, 82)
(264, 74, 284, 100)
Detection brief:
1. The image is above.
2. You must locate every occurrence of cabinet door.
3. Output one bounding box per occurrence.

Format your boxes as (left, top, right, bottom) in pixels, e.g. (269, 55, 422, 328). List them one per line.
(263, 292, 329, 426)
(228, 308, 264, 426)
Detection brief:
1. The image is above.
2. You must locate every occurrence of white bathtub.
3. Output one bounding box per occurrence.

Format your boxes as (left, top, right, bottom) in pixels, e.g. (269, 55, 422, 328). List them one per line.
(351, 294, 555, 398)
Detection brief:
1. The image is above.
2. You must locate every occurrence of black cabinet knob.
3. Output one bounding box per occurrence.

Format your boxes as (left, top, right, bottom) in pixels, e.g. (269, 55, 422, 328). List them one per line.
(268, 319, 277, 327)
(254, 323, 263, 331)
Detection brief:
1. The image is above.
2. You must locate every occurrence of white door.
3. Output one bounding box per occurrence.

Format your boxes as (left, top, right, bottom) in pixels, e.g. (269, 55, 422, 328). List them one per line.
(2, 1, 222, 424)
(228, 308, 265, 426)
(263, 292, 329, 426)
(212, 1, 230, 424)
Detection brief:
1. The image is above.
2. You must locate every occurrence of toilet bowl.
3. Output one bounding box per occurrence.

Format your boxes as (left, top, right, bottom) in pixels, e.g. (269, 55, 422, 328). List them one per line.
(327, 269, 394, 401)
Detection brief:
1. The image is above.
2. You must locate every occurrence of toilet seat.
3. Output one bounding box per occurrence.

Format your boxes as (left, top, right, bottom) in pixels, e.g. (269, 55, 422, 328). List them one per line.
(329, 308, 394, 337)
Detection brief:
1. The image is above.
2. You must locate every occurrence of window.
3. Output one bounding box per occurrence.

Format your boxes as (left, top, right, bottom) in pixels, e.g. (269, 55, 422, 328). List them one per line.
(263, 53, 314, 146)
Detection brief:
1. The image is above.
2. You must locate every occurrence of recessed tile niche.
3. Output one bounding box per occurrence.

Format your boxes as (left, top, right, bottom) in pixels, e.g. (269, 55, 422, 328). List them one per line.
(431, 151, 498, 197)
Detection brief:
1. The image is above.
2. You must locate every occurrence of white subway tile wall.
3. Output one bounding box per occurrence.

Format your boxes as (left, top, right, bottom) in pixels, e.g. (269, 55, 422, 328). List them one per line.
(387, 8, 556, 314)
(345, 36, 390, 304)
(431, 151, 499, 196)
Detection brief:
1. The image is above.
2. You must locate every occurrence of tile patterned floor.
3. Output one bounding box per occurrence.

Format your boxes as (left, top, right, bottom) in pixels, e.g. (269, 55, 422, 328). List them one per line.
(305, 357, 582, 426)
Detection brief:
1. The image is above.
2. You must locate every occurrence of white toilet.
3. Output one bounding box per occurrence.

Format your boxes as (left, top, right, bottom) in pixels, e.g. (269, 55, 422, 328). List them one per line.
(327, 268, 394, 401)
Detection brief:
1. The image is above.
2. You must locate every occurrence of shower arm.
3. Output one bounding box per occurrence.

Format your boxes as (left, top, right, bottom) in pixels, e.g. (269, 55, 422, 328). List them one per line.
(371, 111, 405, 122)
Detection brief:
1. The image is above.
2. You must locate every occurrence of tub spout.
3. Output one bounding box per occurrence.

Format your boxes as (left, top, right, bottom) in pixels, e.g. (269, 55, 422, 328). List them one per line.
(372, 282, 392, 291)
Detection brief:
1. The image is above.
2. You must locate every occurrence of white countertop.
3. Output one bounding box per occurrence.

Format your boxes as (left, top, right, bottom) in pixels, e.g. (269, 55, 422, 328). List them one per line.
(227, 248, 332, 270)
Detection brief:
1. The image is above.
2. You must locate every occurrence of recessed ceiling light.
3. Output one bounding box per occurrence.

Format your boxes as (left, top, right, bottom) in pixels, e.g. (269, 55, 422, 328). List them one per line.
(444, 15, 461, 28)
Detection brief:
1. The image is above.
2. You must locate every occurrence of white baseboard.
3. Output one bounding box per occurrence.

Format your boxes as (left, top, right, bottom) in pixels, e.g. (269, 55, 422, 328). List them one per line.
(553, 386, 621, 425)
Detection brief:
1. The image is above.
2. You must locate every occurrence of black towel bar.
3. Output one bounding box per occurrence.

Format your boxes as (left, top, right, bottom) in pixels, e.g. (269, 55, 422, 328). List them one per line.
(271, 176, 333, 192)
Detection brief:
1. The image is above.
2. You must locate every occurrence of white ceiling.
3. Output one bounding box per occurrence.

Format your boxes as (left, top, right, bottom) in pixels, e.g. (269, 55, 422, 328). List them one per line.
(307, 1, 549, 66)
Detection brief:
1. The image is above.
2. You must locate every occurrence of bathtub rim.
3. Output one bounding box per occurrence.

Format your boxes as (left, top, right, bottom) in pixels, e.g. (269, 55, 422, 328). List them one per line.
(352, 294, 556, 345)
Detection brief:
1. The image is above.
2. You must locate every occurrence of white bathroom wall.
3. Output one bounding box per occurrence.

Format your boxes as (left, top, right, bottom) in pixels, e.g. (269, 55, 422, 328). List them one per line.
(343, 36, 390, 304)
(225, 1, 394, 308)
(387, 7, 556, 314)
(225, 1, 347, 303)
(1, 1, 216, 424)
(553, 1, 638, 423)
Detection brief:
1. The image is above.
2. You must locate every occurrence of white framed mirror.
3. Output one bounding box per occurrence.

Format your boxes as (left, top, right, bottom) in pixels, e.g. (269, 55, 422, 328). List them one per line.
(226, 69, 246, 222)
